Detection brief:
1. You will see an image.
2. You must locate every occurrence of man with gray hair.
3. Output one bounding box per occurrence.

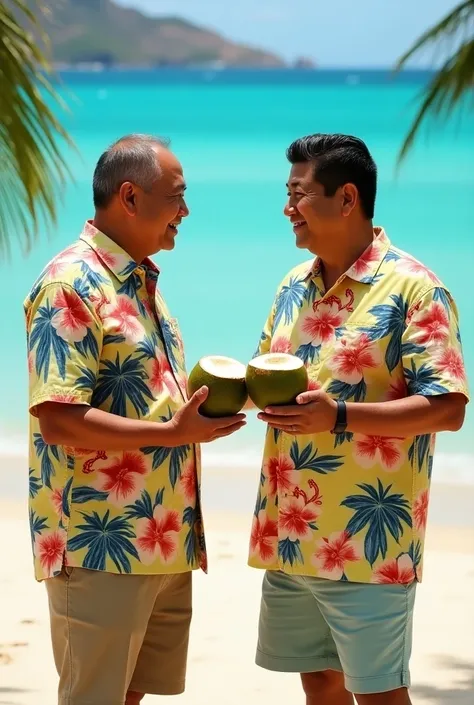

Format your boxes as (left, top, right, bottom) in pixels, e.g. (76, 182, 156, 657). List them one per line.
(24, 135, 246, 704)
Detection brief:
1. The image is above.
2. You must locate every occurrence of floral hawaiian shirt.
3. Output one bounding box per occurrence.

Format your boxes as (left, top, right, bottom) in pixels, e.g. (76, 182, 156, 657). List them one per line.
(25, 221, 205, 581)
(248, 228, 468, 584)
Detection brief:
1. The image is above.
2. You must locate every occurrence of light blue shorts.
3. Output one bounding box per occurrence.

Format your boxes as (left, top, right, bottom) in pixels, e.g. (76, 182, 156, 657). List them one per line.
(256, 570, 417, 695)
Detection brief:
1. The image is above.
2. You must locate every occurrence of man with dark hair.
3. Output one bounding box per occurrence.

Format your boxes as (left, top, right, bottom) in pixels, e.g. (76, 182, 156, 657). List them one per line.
(24, 134, 246, 704)
(248, 133, 468, 705)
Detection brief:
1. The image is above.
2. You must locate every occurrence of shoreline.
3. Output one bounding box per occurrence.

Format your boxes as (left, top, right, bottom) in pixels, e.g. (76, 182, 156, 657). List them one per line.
(1, 504, 473, 705)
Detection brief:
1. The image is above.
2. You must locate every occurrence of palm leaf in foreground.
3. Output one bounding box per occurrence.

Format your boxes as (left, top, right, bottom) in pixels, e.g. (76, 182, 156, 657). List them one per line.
(0, 0, 73, 257)
(394, 1, 474, 163)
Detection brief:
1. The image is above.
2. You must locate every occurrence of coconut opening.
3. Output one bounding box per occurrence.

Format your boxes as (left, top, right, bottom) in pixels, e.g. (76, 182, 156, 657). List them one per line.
(249, 353, 303, 371)
(200, 355, 246, 379)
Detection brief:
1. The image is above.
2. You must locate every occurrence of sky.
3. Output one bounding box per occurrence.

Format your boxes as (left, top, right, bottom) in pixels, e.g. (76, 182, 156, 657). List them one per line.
(115, 0, 459, 67)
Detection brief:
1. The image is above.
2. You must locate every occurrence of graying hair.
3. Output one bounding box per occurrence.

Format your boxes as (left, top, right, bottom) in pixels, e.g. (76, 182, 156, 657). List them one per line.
(92, 133, 170, 209)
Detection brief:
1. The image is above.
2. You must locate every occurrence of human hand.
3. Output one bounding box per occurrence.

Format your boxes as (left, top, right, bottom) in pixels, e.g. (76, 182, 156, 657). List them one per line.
(257, 390, 337, 435)
(168, 386, 246, 445)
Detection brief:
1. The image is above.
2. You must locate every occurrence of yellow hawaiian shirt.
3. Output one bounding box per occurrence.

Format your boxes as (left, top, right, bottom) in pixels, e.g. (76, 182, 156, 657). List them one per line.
(248, 228, 468, 584)
(25, 221, 205, 581)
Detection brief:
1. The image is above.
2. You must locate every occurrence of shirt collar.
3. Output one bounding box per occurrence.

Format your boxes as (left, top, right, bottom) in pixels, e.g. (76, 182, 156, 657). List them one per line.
(306, 227, 391, 285)
(79, 221, 159, 282)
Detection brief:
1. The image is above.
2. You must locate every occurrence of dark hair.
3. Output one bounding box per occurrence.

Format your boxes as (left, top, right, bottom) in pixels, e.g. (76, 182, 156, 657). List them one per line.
(93, 133, 170, 209)
(286, 133, 377, 219)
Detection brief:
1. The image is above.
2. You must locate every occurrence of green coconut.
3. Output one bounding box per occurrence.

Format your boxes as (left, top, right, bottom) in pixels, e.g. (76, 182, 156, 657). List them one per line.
(187, 355, 248, 417)
(246, 353, 308, 411)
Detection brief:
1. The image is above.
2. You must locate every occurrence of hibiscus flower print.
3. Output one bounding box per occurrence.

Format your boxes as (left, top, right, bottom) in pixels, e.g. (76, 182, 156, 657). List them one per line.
(265, 455, 296, 497)
(46, 255, 72, 279)
(413, 489, 429, 535)
(51, 289, 92, 343)
(371, 554, 415, 584)
(387, 377, 407, 401)
(94, 247, 130, 273)
(50, 393, 78, 404)
(35, 529, 66, 578)
(149, 351, 179, 398)
(136, 505, 181, 565)
(270, 337, 292, 354)
(436, 347, 466, 382)
(312, 531, 362, 580)
(307, 377, 321, 392)
(278, 494, 320, 542)
(249, 511, 278, 563)
(395, 256, 440, 283)
(180, 459, 197, 503)
(353, 434, 405, 472)
(328, 333, 381, 384)
(50, 488, 64, 517)
(103, 296, 145, 343)
(410, 301, 450, 346)
(299, 300, 345, 346)
(95, 451, 148, 506)
(346, 237, 385, 279)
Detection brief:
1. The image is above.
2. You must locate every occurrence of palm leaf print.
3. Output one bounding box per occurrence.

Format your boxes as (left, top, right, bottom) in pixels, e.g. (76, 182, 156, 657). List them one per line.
(183, 505, 200, 565)
(290, 441, 344, 474)
(327, 378, 367, 402)
(76, 365, 98, 393)
(67, 510, 139, 573)
(71, 486, 109, 504)
(118, 273, 148, 317)
(404, 360, 448, 396)
(77, 260, 108, 289)
(125, 489, 164, 520)
(273, 276, 307, 328)
(408, 434, 431, 472)
(29, 509, 48, 547)
(295, 342, 321, 364)
(278, 537, 304, 566)
(92, 352, 155, 417)
(28, 468, 41, 498)
(137, 334, 159, 360)
(29, 301, 70, 381)
(341, 479, 412, 566)
(33, 433, 60, 489)
(159, 319, 179, 370)
(141, 443, 190, 489)
(363, 294, 409, 373)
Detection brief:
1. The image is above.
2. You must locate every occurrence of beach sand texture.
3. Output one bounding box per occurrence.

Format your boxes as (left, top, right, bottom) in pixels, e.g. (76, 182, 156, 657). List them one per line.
(1, 468, 473, 705)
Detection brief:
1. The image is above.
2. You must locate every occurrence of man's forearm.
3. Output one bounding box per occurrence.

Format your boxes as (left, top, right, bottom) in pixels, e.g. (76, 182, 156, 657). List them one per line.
(346, 394, 466, 437)
(38, 403, 179, 449)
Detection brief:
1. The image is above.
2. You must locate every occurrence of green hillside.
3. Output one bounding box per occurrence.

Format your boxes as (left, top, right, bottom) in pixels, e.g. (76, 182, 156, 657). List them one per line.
(27, 0, 285, 66)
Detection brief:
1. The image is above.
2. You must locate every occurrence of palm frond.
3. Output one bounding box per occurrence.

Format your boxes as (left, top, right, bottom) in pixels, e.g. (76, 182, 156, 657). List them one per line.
(0, 0, 74, 257)
(395, 1, 474, 68)
(394, 0, 474, 164)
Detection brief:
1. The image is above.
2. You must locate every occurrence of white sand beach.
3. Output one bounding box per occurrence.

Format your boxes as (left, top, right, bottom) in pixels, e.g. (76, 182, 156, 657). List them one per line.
(1, 462, 473, 705)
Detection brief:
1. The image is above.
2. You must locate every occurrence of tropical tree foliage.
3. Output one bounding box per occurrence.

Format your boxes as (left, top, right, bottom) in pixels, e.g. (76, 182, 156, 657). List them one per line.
(396, 0, 474, 162)
(0, 0, 72, 257)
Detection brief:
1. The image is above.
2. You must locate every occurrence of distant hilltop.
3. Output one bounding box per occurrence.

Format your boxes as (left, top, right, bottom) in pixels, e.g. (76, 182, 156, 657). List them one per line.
(27, 0, 286, 68)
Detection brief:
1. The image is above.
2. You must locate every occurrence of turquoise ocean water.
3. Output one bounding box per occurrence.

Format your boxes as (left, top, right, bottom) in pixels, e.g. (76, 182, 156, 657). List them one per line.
(1, 69, 473, 484)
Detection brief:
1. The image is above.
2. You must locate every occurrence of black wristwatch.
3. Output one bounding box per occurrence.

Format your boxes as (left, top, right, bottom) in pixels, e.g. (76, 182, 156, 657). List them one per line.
(331, 400, 347, 434)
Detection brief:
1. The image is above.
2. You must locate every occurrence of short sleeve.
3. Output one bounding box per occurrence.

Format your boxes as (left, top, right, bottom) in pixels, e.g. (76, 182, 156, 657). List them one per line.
(26, 283, 103, 416)
(402, 286, 469, 400)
